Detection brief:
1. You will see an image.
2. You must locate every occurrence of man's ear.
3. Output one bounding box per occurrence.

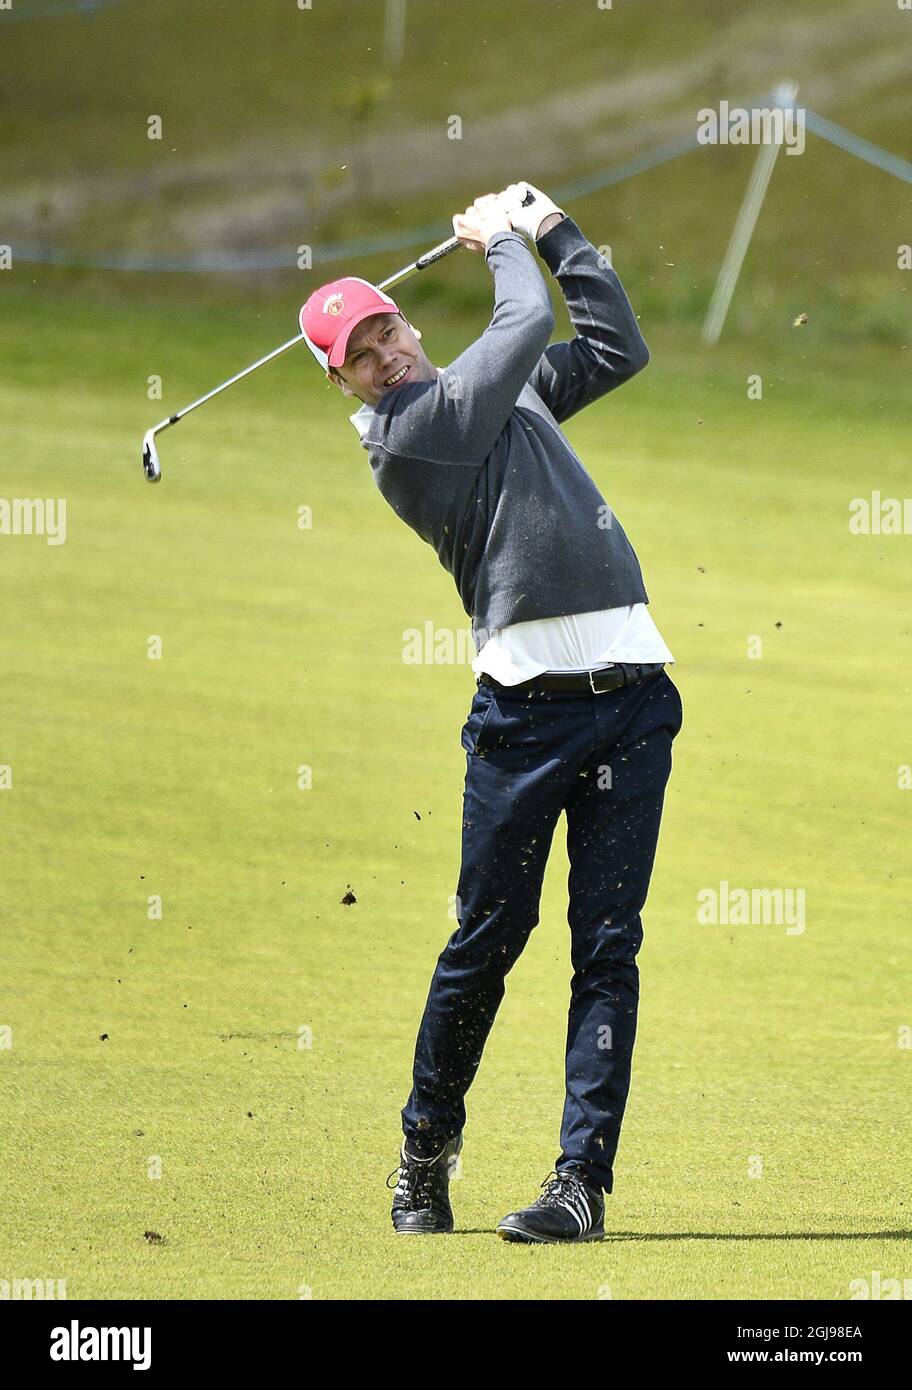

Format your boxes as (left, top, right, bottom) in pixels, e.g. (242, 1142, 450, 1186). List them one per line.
(327, 368, 355, 399)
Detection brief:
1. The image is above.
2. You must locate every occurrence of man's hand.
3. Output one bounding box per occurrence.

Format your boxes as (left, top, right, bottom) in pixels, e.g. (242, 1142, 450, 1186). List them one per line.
(452, 194, 514, 254)
(497, 182, 564, 242)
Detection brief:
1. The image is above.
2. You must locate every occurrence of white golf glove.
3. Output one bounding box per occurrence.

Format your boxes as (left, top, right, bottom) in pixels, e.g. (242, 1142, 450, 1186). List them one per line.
(497, 181, 564, 242)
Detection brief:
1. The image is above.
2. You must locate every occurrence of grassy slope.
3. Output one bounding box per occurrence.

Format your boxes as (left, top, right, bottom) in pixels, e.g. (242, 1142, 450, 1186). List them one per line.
(0, 0, 838, 176)
(3, 0, 903, 176)
(1, 281, 910, 1297)
(2, 0, 909, 342)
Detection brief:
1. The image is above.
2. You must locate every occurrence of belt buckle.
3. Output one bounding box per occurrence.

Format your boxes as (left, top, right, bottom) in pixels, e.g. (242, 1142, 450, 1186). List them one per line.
(588, 665, 619, 695)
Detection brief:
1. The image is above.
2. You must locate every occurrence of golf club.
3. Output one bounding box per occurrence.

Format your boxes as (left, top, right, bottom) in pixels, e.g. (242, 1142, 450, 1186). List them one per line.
(140, 191, 535, 483)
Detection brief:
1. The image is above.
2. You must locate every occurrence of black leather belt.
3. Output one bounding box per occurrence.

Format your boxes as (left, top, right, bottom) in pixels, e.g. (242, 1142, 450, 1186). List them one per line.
(478, 662, 666, 696)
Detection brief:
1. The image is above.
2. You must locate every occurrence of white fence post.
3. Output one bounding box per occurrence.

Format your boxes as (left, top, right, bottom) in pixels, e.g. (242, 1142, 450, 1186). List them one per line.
(384, 0, 407, 68)
(702, 83, 798, 346)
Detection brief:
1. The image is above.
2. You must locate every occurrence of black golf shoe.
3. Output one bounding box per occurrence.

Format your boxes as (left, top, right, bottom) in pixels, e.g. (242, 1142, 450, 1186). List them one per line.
(387, 1133, 463, 1234)
(496, 1166, 605, 1243)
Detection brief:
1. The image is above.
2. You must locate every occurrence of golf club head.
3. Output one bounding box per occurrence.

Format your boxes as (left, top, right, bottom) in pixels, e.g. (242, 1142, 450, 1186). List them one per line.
(142, 429, 161, 483)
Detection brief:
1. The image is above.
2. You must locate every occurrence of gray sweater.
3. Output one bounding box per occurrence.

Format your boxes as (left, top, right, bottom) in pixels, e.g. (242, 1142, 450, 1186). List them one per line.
(356, 217, 650, 650)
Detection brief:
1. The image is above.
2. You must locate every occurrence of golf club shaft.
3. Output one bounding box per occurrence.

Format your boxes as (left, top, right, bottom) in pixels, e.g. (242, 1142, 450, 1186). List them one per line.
(169, 330, 307, 428)
(377, 201, 529, 289)
(143, 196, 534, 481)
(149, 241, 462, 447)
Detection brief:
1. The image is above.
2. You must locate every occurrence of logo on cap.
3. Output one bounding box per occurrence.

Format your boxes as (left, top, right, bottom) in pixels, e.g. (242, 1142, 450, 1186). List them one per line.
(324, 293, 345, 316)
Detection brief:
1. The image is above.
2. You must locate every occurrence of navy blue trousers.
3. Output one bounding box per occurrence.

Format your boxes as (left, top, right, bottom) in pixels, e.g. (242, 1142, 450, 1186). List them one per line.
(401, 668, 683, 1192)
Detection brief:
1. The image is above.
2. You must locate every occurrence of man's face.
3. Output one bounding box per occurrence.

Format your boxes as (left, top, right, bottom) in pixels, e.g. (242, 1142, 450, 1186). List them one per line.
(329, 312, 434, 407)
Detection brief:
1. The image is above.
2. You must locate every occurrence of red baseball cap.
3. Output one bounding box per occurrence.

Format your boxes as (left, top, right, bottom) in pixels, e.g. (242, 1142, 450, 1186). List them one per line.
(299, 277, 401, 371)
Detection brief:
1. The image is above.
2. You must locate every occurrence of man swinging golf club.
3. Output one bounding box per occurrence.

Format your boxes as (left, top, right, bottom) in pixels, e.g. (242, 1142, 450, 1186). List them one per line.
(300, 182, 683, 1244)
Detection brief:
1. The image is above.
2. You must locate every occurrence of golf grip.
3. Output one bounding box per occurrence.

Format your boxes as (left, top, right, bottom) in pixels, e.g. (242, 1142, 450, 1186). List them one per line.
(414, 238, 462, 270)
(414, 188, 536, 271)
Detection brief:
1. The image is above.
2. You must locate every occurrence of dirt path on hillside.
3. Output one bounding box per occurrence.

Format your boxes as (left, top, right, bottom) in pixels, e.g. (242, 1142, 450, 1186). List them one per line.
(5, 0, 907, 256)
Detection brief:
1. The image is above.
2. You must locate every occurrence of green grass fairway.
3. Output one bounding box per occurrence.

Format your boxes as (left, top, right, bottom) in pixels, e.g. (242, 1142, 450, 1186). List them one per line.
(1, 281, 910, 1299)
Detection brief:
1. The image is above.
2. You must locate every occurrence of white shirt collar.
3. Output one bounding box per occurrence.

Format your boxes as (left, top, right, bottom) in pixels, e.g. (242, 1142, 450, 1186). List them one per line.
(349, 402, 374, 439)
